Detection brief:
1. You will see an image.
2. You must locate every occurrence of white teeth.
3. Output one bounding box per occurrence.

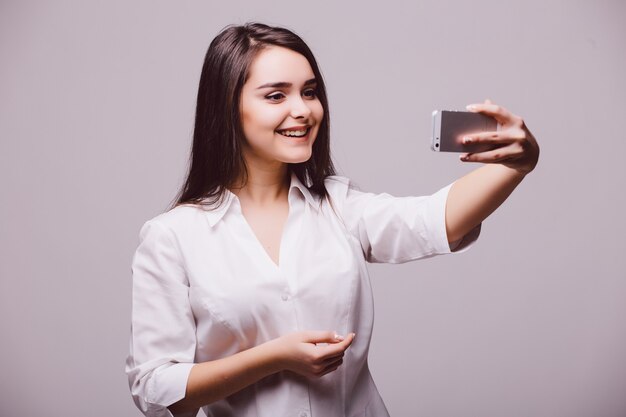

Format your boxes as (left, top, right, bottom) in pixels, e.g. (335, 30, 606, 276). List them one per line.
(277, 128, 308, 137)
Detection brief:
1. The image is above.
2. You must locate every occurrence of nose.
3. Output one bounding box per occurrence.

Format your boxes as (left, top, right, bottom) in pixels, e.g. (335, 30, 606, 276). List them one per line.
(290, 95, 312, 119)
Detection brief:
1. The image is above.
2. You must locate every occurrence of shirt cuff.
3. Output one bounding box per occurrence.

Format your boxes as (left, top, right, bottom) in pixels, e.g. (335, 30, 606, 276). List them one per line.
(146, 362, 196, 417)
(448, 222, 481, 253)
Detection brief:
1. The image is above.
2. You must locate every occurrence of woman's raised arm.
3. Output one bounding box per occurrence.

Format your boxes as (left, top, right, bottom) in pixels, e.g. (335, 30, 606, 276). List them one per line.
(444, 100, 540, 244)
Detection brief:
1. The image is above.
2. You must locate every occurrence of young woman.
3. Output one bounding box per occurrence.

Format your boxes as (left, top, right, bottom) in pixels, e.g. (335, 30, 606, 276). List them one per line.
(125, 22, 539, 417)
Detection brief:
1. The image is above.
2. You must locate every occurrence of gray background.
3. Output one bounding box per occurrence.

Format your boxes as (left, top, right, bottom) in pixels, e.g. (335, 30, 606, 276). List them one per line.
(1, 0, 625, 416)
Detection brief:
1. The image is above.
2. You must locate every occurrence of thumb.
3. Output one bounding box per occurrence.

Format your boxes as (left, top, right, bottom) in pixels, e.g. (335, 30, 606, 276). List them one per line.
(301, 330, 346, 344)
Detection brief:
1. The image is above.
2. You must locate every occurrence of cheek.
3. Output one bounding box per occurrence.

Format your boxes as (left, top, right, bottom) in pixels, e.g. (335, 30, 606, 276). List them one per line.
(244, 105, 286, 134)
(312, 101, 324, 121)
(242, 116, 268, 140)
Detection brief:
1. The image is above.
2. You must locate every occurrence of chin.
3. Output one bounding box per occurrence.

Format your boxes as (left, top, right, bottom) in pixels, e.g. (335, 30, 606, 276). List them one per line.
(281, 150, 313, 164)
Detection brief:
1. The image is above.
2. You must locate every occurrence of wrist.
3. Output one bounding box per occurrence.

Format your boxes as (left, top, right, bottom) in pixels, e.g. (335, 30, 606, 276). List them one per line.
(256, 337, 287, 375)
(494, 163, 530, 180)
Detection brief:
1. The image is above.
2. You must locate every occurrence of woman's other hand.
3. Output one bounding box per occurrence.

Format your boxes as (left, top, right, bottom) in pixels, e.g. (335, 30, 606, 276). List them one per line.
(460, 99, 540, 175)
(269, 331, 356, 378)
(167, 330, 354, 413)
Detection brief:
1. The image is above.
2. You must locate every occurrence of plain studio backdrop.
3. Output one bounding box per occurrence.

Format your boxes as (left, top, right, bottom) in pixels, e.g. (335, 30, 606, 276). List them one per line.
(1, 1, 625, 416)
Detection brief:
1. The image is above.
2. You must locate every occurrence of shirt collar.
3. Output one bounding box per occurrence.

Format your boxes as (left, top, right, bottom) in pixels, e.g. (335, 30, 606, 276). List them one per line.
(202, 171, 319, 228)
(289, 171, 319, 210)
(201, 191, 234, 228)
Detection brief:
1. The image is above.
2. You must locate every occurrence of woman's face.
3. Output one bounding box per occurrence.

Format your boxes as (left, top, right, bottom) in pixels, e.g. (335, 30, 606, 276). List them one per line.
(239, 46, 324, 168)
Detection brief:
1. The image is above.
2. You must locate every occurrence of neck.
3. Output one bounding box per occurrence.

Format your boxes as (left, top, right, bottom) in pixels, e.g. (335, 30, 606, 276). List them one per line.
(230, 156, 290, 206)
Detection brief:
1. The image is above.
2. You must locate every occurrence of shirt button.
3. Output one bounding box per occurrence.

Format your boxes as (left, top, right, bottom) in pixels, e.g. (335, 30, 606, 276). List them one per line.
(281, 293, 289, 301)
(299, 412, 309, 417)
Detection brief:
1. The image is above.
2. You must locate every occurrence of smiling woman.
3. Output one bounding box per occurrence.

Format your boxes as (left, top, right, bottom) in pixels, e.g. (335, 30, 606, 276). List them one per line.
(170, 23, 335, 212)
(125, 21, 539, 417)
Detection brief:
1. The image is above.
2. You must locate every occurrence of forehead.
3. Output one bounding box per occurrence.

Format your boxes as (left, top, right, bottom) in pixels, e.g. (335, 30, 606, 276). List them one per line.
(246, 46, 314, 85)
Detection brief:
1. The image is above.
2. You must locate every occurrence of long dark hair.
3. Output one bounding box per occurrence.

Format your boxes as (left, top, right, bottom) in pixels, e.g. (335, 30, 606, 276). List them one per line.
(169, 22, 336, 211)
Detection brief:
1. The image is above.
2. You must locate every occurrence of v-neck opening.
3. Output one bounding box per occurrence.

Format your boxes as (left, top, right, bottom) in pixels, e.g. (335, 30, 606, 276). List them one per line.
(239, 208, 288, 271)
(229, 176, 307, 273)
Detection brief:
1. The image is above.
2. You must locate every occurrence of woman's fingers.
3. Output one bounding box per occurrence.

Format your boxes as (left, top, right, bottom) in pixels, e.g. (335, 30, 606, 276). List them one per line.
(466, 100, 525, 128)
(461, 142, 524, 163)
(301, 330, 347, 344)
(320, 350, 344, 365)
(462, 127, 526, 146)
(318, 332, 355, 357)
(310, 356, 344, 378)
(307, 332, 354, 365)
(317, 358, 344, 377)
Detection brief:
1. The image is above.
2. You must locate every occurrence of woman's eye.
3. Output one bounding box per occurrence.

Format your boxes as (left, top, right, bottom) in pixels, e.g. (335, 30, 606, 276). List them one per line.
(303, 89, 317, 99)
(266, 93, 285, 101)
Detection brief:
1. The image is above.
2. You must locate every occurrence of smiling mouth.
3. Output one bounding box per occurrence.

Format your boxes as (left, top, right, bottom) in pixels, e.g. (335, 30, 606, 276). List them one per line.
(276, 127, 311, 138)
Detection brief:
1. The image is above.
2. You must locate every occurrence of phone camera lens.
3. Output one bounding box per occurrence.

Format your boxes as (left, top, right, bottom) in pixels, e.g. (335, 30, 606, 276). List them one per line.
(435, 143, 439, 148)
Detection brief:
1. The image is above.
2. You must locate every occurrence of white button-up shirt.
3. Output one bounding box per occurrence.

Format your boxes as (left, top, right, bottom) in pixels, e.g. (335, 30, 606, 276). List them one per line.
(126, 172, 480, 417)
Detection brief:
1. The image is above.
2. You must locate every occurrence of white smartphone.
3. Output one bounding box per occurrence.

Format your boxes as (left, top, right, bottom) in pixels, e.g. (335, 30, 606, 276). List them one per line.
(431, 110, 499, 152)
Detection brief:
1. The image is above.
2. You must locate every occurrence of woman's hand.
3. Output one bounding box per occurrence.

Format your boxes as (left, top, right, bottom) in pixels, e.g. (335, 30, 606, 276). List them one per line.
(168, 331, 354, 413)
(460, 99, 540, 175)
(268, 331, 356, 379)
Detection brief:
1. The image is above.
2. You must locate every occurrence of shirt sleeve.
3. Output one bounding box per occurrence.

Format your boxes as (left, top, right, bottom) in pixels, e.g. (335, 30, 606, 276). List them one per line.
(330, 177, 481, 263)
(125, 219, 199, 417)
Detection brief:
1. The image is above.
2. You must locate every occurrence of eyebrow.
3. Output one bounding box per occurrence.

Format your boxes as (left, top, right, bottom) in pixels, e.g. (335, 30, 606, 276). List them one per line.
(256, 78, 317, 90)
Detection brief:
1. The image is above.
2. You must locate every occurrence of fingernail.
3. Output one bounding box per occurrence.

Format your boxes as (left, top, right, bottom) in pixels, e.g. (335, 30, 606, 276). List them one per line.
(460, 154, 468, 161)
(466, 104, 477, 111)
(463, 136, 472, 144)
(334, 333, 345, 341)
